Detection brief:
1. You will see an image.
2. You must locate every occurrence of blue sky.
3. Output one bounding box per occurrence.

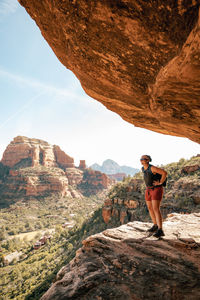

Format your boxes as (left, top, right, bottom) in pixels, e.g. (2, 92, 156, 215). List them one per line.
(0, 0, 199, 169)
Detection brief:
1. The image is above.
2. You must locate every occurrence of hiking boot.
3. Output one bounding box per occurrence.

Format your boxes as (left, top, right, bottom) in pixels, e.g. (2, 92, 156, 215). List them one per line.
(153, 228, 165, 238)
(147, 224, 158, 233)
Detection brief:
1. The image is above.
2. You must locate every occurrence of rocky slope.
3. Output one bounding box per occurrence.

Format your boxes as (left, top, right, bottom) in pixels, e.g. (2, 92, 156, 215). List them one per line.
(18, 1, 200, 143)
(90, 159, 139, 176)
(102, 155, 200, 225)
(0, 136, 113, 205)
(102, 178, 143, 224)
(41, 212, 200, 300)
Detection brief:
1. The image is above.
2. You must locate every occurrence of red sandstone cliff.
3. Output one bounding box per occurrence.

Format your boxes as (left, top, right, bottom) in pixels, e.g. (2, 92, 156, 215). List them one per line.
(0, 136, 113, 202)
(102, 178, 143, 224)
(1, 136, 74, 169)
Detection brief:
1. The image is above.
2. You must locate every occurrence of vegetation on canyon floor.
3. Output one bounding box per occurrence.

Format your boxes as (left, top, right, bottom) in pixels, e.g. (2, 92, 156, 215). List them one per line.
(0, 195, 108, 300)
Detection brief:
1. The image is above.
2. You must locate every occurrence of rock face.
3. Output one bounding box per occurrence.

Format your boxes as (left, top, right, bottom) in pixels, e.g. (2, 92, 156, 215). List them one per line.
(41, 212, 200, 300)
(1, 136, 74, 169)
(102, 178, 143, 224)
(18, 1, 200, 143)
(108, 172, 127, 181)
(79, 160, 86, 169)
(54, 145, 74, 168)
(181, 164, 200, 174)
(78, 169, 114, 196)
(165, 177, 200, 205)
(0, 136, 113, 203)
(65, 168, 83, 185)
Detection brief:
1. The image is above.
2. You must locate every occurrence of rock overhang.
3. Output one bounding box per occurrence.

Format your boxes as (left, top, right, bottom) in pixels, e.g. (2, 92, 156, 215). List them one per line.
(18, 0, 200, 143)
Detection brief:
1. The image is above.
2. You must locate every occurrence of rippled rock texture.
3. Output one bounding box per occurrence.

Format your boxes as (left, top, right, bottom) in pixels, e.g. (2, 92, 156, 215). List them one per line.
(41, 212, 200, 300)
(18, 0, 200, 143)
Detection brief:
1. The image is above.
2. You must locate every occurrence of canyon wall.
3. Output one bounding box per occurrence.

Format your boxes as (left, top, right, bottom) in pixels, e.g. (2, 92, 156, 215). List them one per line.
(1, 136, 74, 169)
(0, 136, 113, 203)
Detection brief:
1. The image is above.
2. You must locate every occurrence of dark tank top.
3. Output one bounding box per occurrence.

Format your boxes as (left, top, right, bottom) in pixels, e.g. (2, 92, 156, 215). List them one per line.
(142, 164, 163, 187)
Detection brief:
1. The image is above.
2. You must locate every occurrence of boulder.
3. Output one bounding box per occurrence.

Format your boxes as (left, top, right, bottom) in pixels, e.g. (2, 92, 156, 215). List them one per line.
(181, 165, 200, 174)
(102, 206, 112, 224)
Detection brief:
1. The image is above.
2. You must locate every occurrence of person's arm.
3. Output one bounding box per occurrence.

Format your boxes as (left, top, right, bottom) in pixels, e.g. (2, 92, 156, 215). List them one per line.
(151, 165, 167, 186)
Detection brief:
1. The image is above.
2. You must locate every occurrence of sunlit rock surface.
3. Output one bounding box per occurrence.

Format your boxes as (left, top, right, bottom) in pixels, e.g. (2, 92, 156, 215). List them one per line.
(41, 212, 200, 300)
(18, 1, 200, 143)
(0, 136, 113, 203)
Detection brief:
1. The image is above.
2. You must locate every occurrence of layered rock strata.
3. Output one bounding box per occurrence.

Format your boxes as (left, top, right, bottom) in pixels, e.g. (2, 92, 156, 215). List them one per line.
(54, 145, 74, 168)
(102, 179, 143, 224)
(79, 160, 86, 169)
(78, 169, 114, 196)
(18, 1, 200, 143)
(1, 167, 82, 199)
(41, 213, 200, 300)
(1, 136, 74, 169)
(0, 137, 113, 202)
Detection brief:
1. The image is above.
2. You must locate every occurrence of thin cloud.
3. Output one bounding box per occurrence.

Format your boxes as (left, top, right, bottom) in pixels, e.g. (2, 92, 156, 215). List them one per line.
(0, 67, 78, 99)
(0, 67, 104, 111)
(0, 91, 46, 130)
(0, 0, 18, 16)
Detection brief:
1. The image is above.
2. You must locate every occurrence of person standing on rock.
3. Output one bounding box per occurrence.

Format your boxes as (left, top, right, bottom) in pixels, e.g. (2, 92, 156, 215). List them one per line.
(140, 155, 167, 238)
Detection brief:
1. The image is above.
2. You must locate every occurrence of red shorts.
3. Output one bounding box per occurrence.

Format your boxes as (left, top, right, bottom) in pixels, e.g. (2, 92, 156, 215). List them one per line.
(145, 186, 163, 201)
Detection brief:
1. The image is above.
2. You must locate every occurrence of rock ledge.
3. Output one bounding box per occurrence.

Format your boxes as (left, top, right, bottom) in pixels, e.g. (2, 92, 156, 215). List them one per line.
(41, 213, 200, 300)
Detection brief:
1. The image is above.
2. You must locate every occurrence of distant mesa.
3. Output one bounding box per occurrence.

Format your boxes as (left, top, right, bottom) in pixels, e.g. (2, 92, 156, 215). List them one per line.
(90, 159, 139, 181)
(0, 136, 114, 205)
(1, 135, 74, 169)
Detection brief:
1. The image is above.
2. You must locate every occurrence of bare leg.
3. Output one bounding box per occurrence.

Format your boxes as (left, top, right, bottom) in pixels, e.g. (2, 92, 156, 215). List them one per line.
(152, 200, 162, 229)
(146, 200, 157, 225)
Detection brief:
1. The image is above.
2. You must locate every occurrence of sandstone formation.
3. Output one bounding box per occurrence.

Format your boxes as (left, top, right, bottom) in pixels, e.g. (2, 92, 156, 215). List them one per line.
(1, 136, 74, 169)
(41, 212, 200, 300)
(181, 164, 200, 174)
(78, 169, 114, 196)
(102, 178, 143, 224)
(65, 168, 83, 185)
(108, 172, 126, 181)
(54, 145, 74, 168)
(0, 137, 113, 204)
(1, 167, 79, 199)
(79, 160, 86, 169)
(102, 158, 200, 224)
(18, 1, 200, 143)
(165, 177, 200, 205)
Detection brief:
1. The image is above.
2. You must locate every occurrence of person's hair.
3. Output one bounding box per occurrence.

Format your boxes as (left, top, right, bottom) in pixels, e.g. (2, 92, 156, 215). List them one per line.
(144, 155, 152, 162)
